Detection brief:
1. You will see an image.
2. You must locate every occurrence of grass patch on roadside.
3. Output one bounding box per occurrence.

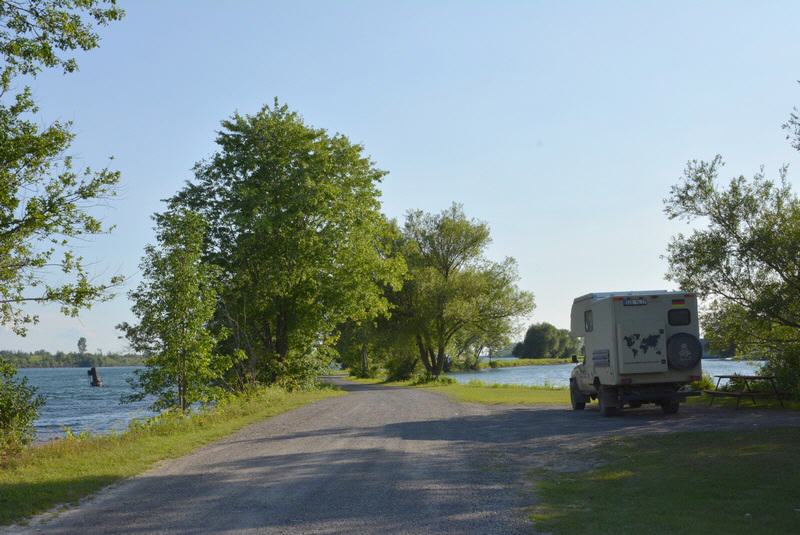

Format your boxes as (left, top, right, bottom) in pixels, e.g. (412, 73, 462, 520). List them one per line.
(531, 427, 800, 534)
(476, 358, 571, 369)
(686, 394, 800, 411)
(345, 374, 569, 405)
(0, 386, 343, 526)
(420, 380, 569, 405)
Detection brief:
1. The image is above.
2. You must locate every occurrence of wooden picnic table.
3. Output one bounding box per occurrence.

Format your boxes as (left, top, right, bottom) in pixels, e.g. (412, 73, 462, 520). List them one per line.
(704, 374, 785, 408)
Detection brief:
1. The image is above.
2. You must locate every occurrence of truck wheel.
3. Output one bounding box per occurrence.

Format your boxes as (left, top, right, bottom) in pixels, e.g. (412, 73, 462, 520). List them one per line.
(661, 399, 680, 415)
(598, 387, 619, 417)
(570, 380, 585, 410)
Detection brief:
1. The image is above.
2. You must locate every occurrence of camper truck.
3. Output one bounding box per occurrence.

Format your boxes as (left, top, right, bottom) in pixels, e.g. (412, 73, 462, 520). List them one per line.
(569, 291, 702, 416)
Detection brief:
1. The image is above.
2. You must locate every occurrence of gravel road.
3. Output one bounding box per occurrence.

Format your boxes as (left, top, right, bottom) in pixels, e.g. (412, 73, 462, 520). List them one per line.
(8, 378, 800, 534)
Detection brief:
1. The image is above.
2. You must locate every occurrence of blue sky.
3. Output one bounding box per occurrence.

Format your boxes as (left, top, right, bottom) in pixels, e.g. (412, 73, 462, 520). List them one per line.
(3, 0, 799, 352)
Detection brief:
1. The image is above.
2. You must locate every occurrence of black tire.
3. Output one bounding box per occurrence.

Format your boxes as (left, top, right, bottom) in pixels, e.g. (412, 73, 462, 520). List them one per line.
(570, 380, 586, 410)
(598, 387, 618, 417)
(628, 401, 642, 409)
(666, 333, 703, 371)
(661, 399, 680, 415)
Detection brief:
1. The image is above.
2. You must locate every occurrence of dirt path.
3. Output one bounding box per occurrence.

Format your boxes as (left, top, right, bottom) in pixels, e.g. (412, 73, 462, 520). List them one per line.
(8, 379, 800, 534)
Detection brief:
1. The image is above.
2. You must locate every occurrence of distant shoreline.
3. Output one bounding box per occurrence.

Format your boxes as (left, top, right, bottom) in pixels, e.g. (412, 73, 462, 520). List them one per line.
(18, 364, 144, 369)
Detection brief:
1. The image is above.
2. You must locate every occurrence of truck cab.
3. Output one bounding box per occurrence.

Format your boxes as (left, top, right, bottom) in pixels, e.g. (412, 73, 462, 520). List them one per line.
(569, 291, 702, 416)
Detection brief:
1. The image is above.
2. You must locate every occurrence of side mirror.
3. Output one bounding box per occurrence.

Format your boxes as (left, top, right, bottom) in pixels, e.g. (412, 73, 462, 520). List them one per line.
(571, 355, 578, 364)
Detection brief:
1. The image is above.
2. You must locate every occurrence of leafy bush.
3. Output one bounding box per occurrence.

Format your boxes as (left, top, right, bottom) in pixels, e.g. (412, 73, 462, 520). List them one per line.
(385, 354, 418, 381)
(763, 350, 800, 398)
(0, 359, 44, 460)
(691, 373, 715, 391)
(488, 360, 499, 368)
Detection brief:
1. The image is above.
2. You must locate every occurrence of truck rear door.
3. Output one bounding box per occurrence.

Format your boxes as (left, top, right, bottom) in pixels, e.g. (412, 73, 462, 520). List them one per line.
(615, 297, 668, 374)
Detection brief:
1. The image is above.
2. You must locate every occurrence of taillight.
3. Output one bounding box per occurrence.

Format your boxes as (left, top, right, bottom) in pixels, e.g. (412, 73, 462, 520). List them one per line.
(620, 377, 632, 385)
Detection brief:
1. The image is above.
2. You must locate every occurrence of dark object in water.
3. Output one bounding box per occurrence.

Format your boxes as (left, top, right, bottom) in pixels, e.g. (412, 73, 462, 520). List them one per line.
(88, 367, 103, 387)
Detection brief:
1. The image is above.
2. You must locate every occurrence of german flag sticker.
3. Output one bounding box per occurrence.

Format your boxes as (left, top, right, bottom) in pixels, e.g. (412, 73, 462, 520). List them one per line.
(672, 299, 686, 306)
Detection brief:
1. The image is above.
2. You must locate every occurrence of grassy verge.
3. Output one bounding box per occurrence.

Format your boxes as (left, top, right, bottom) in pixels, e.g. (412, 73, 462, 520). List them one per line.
(686, 394, 800, 410)
(531, 427, 800, 534)
(476, 358, 571, 369)
(346, 374, 569, 405)
(419, 381, 569, 405)
(0, 386, 343, 526)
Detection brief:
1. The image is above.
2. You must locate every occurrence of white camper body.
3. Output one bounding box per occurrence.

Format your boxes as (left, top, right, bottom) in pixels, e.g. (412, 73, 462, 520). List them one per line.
(568, 290, 702, 416)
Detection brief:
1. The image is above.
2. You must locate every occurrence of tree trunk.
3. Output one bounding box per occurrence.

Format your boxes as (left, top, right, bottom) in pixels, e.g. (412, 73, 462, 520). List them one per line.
(276, 312, 289, 362)
(433, 345, 446, 377)
(417, 335, 433, 372)
(359, 344, 369, 376)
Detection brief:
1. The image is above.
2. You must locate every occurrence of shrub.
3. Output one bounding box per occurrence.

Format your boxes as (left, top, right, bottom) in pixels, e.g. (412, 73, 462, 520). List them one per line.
(691, 373, 715, 391)
(386, 354, 418, 381)
(488, 360, 499, 368)
(762, 350, 800, 398)
(0, 359, 44, 460)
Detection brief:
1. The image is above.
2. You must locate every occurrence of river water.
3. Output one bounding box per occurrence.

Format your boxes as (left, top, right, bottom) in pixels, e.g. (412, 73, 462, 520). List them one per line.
(19, 366, 154, 442)
(448, 358, 765, 388)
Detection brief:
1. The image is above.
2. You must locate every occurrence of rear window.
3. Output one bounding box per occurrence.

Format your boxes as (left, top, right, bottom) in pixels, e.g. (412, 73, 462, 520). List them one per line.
(584, 310, 593, 332)
(668, 308, 691, 326)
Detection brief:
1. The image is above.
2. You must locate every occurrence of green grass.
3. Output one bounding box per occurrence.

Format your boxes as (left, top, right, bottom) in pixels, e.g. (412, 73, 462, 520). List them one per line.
(476, 357, 571, 369)
(346, 374, 569, 405)
(686, 394, 800, 410)
(0, 386, 343, 526)
(419, 380, 569, 405)
(531, 427, 800, 534)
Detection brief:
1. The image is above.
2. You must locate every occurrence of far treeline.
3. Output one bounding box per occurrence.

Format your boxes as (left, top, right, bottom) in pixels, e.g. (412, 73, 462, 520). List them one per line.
(511, 323, 581, 361)
(0, 351, 143, 369)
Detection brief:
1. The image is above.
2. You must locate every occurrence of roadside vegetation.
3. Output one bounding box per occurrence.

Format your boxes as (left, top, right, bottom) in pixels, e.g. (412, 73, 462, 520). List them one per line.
(0, 386, 342, 526)
(531, 427, 800, 534)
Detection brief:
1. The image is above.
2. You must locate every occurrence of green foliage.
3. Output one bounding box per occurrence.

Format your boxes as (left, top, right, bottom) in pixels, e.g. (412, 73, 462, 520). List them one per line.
(0, 1, 124, 335)
(77, 337, 87, 355)
(118, 210, 229, 412)
(0, 349, 143, 368)
(385, 352, 418, 381)
(394, 204, 535, 377)
(0, 357, 44, 460)
(169, 100, 405, 386)
(690, 372, 714, 391)
(665, 112, 800, 396)
(515, 322, 580, 359)
(0, 1, 124, 87)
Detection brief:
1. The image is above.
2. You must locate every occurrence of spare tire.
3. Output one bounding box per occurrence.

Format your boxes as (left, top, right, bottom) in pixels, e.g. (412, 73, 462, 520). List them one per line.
(666, 333, 702, 370)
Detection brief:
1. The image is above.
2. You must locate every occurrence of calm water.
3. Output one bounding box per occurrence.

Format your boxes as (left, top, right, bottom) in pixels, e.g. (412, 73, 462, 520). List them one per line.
(19, 367, 155, 442)
(449, 358, 765, 388)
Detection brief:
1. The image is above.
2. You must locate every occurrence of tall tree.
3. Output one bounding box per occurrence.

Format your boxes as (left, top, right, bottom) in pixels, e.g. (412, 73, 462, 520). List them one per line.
(0, 0, 122, 455)
(399, 204, 534, 377)
(119, 210, 227, 412)
(665, 99, 800, 394)
(0, 0, 124, 335)
(77, 336, 87, 355)
(170, 100, 405, 385)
